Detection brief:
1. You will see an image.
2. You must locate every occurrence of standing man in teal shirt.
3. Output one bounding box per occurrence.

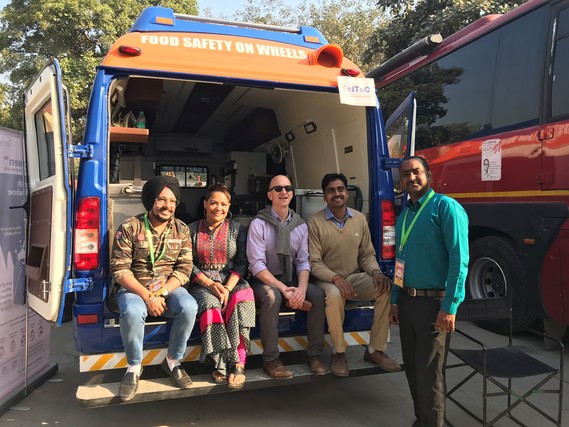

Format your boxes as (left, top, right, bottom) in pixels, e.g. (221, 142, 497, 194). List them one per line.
(389, 156, 469, 427)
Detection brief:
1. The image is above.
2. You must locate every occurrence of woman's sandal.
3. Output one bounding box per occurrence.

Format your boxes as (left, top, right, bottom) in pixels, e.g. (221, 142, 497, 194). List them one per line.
(228, 365, 246, 389)
(212, 369, 226, 384)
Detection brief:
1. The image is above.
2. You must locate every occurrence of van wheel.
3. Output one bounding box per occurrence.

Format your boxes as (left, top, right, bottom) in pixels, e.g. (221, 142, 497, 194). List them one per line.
(466, 236, 534, 333)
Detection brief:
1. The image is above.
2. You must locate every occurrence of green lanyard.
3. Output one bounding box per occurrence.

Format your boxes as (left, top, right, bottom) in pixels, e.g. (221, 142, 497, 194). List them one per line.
(399, 190, 435, 254)
(144, 213, 171, 274)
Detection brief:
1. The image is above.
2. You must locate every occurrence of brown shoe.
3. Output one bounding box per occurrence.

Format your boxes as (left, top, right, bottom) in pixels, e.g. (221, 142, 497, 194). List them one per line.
(263, 358, 293, 379)
(363, 349, 401, 372)
(307, 355, 327, 375)
(330, 352, 349, 377)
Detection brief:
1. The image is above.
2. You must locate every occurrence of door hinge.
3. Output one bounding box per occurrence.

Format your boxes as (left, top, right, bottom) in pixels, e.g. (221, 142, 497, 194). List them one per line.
(69, 144, 93, 159)
(382, 157, 402, 169)
(66, 278, 94, 292)
(537, 128, 554, 140)
(41, 280, 51, 297)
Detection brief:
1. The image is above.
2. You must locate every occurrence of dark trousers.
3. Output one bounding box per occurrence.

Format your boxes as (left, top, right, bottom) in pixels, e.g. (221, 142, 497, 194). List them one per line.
(399, 291, 450, 427)
(251, 277, 325, 361)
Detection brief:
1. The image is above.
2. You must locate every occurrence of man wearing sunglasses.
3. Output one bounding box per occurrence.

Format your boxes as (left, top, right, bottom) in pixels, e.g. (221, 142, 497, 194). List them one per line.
(247, 175, 327, 379)
(308, 172, 401, 377)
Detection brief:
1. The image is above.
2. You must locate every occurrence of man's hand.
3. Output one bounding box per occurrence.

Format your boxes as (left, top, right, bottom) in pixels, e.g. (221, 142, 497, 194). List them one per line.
(333, 277, 357, 300)
(372, 270, 392, 297)
(285, 286, 306, 310)
(434, 310, 456, 333)
(147, 295, 166, 317)
(389, 304, 399, 325)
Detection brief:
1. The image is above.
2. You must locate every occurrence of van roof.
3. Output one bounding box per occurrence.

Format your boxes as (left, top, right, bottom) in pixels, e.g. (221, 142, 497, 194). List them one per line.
(100, 6, 362, 88)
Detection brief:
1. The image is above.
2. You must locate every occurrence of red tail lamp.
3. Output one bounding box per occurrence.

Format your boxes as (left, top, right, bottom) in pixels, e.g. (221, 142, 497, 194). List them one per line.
(118, 45, 142, 56)
(342, 68, 361, 77)
(77, 313, 99, 325)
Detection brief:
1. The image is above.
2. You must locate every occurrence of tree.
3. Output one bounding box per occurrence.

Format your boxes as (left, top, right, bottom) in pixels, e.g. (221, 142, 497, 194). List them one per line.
(306, 1, 385, 72)
(0, 83, 17, 129)
(367, 0, 523, 62)
(0, 0, 198, 138)
(234, 0, 385, 73)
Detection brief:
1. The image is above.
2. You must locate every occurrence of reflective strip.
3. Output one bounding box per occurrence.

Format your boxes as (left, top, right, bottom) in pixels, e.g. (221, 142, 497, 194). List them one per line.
(79, 331, 372, 372)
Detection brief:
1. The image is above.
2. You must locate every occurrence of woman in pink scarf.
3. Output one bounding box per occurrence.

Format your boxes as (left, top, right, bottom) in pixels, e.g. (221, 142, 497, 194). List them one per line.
(187, 183, 255, 389)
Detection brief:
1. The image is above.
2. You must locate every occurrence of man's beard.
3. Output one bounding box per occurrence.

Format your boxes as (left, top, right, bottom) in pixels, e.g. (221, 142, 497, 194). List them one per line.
(150, 208, 171, 223)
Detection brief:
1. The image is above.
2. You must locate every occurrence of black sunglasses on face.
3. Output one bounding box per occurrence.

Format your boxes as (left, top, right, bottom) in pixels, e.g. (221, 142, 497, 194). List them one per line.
(269, 185, 294, 192)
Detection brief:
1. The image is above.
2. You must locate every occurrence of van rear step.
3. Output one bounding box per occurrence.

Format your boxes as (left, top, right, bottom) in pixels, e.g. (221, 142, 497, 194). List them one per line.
(76, 345, 403, 408)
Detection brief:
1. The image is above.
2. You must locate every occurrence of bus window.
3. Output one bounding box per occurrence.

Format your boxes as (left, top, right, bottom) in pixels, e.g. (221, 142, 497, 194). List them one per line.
(551, 7, 569, 119)
(492, 7, 546, 129)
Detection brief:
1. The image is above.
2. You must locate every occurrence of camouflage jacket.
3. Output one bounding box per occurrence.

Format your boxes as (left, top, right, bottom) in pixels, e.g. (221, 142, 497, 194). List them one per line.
(110, 213, 193, 288)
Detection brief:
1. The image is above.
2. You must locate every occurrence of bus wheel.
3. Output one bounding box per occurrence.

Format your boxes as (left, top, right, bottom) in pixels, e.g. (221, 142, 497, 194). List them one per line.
(466, 236, 534, 333)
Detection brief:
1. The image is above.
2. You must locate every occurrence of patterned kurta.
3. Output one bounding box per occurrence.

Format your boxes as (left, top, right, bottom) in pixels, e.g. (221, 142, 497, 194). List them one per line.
(110, 213, 193, 286)
(188, 219, 255, 375)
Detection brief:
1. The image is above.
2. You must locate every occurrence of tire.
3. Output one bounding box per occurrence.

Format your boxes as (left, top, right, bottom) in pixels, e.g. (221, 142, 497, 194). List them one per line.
(466, 236, 535, 334)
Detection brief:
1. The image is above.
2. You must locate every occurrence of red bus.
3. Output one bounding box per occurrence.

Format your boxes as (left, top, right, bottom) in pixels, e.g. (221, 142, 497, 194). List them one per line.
(370, 0, 569, 332)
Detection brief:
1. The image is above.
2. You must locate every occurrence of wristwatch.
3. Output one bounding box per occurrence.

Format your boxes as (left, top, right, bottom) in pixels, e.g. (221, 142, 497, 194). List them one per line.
(155, 287, 170, 298)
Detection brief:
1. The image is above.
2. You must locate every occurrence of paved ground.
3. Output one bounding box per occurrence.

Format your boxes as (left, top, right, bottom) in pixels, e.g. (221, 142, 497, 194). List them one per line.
(0, 320, 567, 427)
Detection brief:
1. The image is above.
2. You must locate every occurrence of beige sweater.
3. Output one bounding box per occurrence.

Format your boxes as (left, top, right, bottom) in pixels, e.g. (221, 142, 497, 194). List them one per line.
(308, 209, 380, 282)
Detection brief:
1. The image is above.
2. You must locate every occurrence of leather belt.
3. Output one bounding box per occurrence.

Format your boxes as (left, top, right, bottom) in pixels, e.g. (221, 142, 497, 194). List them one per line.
(402, 287, 445, 298)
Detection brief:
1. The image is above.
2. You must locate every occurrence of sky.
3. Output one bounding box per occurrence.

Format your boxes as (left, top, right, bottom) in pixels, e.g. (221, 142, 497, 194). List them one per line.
(0, 1, 310, 17)
(199, 0, 308, 18)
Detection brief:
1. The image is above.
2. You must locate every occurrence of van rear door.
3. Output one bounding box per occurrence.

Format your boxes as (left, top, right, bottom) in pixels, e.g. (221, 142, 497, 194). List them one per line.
(385, 91, 416, 214)
(23, 60, 72, 324)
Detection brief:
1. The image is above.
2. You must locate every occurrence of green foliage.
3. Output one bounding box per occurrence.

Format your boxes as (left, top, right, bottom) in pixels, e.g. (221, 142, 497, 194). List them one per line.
(0, 0, 524, 138)
(368, 0, 523, 62)
(306, 1, 385, 72)
(234, 0, 385, 72)
(0, 83, 18, 129)
(0, 0, 198, 137)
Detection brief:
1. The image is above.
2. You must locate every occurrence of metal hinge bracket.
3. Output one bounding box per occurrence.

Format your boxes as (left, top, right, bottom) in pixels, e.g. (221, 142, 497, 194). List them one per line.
(69, 144, 93, 159)
(66, 278, 94, 292)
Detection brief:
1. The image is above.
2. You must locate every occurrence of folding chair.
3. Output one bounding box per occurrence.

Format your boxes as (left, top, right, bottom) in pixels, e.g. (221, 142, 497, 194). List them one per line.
(446, 300, 564, 427)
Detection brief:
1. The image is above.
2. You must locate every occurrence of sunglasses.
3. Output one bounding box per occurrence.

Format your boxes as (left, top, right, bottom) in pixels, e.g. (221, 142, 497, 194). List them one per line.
(269, 185, 294, 193)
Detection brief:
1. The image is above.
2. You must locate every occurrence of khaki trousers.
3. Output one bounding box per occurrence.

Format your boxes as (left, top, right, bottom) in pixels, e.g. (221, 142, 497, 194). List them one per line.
(314, 271, 390, 353)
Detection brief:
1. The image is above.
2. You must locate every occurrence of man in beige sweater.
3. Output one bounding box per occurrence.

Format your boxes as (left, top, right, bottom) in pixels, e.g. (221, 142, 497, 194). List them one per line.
(308, 172, 400, 377)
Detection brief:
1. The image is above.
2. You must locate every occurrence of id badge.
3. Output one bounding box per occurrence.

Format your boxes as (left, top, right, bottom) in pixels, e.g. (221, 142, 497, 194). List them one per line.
(394, 258, 405, 288)
(149, 275, 166, 292)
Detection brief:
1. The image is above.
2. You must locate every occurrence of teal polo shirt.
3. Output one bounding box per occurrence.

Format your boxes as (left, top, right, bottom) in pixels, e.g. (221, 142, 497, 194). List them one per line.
(391, 188, 469, 314)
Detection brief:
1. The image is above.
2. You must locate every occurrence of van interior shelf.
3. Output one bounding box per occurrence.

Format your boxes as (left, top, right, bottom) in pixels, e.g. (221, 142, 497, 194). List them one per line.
(109, 127, 149, 143)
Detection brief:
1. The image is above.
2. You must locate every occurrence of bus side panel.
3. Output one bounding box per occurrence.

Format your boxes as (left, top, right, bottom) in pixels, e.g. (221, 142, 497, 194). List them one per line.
(423, 126, 542, 197)
(540, 224, 569, 325)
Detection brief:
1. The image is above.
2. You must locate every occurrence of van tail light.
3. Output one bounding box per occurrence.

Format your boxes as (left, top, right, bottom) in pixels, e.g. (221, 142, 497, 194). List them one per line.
(74, 197, 100, 270)
(77, 313, 99, 325)
(118, 45, 142, 56)
(381, 200, 396, 260)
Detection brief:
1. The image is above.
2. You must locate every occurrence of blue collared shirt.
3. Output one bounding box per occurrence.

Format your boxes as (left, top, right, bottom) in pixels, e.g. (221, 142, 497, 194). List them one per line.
(325, 206, 353, 229)
(391, 189, 469, 314)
